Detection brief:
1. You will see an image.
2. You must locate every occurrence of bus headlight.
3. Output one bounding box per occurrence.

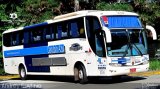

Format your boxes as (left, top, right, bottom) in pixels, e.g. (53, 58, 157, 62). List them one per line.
(109, 63, 122, 67)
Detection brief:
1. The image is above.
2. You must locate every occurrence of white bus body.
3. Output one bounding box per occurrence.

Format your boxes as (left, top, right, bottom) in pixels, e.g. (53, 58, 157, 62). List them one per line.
(2, 10, 156, 83)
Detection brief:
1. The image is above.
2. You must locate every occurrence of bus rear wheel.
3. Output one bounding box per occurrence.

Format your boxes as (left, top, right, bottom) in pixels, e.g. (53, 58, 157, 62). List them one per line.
(19, 66, 27, 80)
(74, 65, 88, 84)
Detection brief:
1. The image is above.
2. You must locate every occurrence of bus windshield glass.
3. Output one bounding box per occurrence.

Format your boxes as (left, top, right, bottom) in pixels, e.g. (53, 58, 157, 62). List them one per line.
(107, 29, 147, 57)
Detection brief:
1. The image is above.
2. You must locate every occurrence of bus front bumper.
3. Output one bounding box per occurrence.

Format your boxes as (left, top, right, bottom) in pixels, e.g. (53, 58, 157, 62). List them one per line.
(105, 63, 149, 76)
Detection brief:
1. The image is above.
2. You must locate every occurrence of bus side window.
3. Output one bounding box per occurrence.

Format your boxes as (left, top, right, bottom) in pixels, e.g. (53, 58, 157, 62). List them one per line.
(31, 28, 43, 43)
(19, 31, 24, 45)
(24, 31, 30, 44)
(50, 23, 57, 40)
(3, 33, 11, 47)
(79, 27, 85, 38)
(54, 24, 58, 39)
(70, 22, 78, 37)
(57, 25, 62, 39)
(11, 33, 19, 46)
(56, 22, 69, 39)
(45, 26, 53, 40)
(78, 18, 85, 38)
(62, 21, 68, 38)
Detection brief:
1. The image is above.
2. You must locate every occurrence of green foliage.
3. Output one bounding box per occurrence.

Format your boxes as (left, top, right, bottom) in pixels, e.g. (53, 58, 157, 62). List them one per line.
(0, 58, 5, 75)
(0, 0, 59, 27)
(149, 59, 160, 70)
(27, 0, 57, 23)
(0, 68, 6, 75)
(97, 2, 133, 11)
(0, 5, 8, 20)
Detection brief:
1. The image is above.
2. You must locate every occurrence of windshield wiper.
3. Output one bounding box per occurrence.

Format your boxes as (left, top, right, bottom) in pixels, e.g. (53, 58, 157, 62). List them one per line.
(123, 30, 131, 57)
(123, 42, 130, 57)
(123, 30, 143, 57)
(131, 42, 143, 56)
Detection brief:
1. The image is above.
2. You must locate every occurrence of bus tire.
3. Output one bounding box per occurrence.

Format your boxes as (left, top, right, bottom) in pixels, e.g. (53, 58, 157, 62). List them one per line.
(74, 65, 88, 84)
(19, 66, 27, 80)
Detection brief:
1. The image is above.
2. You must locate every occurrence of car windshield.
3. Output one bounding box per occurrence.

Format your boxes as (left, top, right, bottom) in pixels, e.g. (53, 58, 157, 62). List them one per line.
(107, 29, 147, 57)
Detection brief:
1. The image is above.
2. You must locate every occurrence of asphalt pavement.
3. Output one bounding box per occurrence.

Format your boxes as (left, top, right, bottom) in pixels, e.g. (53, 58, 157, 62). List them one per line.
(0, 74, 160, 89)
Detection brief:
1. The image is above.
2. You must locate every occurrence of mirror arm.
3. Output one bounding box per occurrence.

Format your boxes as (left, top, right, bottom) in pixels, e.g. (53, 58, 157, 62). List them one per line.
(146, 25, 157, 40)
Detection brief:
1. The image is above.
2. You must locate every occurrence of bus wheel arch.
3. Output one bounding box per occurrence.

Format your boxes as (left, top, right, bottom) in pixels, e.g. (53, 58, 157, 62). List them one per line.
(74, 62, 88, 84)
(18, 63, 27, 80)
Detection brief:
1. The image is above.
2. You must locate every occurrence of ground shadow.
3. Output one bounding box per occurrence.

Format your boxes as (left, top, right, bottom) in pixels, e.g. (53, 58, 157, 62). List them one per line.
(87, 76, 146, 84)
(8, 75, 147, 84)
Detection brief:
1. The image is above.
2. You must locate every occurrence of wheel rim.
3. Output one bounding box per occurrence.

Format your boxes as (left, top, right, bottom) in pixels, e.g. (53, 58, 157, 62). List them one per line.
(79, 70, 83, 79)
(20, 68, 25, 78)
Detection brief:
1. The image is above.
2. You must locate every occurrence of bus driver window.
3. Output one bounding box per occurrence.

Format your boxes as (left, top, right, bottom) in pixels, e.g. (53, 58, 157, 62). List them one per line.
(79, 27, 85, 38)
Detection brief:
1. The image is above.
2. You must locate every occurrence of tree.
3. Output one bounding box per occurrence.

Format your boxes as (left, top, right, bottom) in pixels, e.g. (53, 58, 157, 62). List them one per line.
(4, 0, 23, 14)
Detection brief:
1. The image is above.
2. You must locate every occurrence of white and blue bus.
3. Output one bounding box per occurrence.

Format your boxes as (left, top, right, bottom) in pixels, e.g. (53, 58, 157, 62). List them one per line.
(2, 10, 157, 83)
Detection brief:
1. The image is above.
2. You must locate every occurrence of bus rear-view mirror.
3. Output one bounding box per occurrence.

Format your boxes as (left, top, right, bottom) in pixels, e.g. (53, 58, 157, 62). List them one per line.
(102, 26, 112, 43)
(146, 25, 157, 40)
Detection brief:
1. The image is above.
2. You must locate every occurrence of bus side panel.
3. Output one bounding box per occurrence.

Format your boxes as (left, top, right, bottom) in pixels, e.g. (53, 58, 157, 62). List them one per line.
(67, 53, 88, 75)
(65, 39, 89, 76)
(86, 55, 100, 76)
(3, 45, 24, 74)
(24, 54, 50, 72)
(48, 40, 68, 75)
(49, 54, 67, 75)
(3, 57, 25, 74)
(48, 39, 88, 76)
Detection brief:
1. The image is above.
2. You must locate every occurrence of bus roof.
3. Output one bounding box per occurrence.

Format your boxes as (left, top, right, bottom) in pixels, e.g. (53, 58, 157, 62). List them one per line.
(53, 10, 138, 20)
(3, 10, 139, 34)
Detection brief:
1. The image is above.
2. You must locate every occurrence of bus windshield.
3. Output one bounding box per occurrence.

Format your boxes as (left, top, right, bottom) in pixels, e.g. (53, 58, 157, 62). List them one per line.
(107, 29, 147, 57)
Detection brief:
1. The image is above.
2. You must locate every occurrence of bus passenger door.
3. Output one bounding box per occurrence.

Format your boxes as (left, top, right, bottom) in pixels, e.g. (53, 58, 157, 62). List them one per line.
(95, 30, 107, 75)
(85, 16, 107, 75)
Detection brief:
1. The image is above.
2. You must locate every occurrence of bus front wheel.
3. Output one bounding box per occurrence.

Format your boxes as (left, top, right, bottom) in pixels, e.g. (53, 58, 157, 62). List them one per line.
(74, 65, 88, 84)
(19, 66, 27, 80)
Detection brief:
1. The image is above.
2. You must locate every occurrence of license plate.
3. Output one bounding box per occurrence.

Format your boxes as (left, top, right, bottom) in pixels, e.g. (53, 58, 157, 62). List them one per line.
(130, 68, 136, 73)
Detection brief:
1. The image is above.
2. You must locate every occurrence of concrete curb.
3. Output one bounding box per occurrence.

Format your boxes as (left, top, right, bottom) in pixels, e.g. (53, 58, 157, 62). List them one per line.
(129, 70, 160, 77)
(0, 75, 19, 80)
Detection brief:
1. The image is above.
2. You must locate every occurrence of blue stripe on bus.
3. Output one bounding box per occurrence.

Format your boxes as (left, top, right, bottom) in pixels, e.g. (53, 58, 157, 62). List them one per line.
(24, 22, 48, 30)
(111, 58, 130, 64)
(4, 44, 65, 58)
(117, 58, 127, 64)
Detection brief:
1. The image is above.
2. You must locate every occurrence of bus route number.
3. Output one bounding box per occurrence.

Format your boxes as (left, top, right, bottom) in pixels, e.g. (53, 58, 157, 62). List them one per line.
(48, 45, 65, 54)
